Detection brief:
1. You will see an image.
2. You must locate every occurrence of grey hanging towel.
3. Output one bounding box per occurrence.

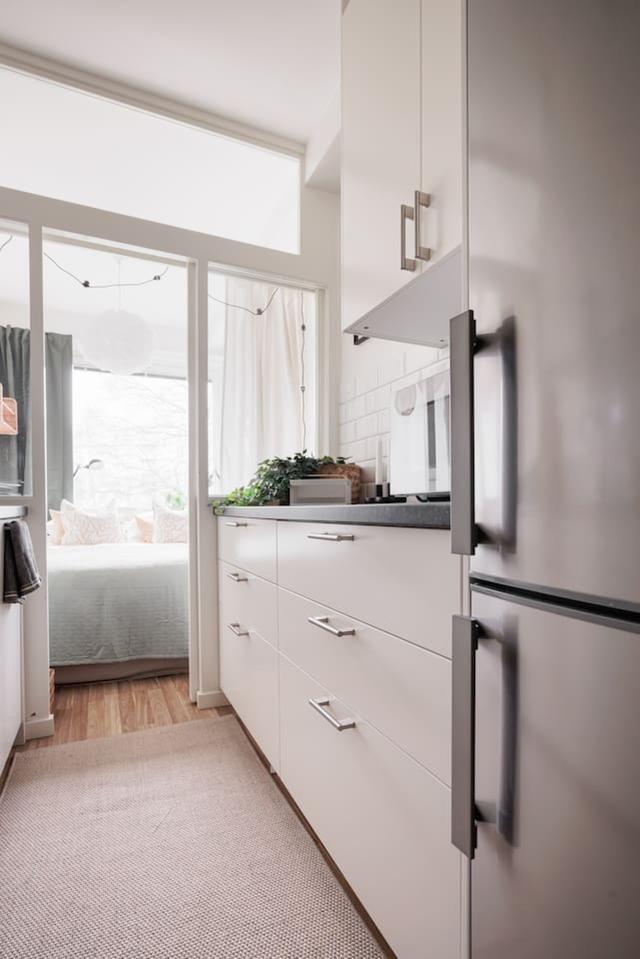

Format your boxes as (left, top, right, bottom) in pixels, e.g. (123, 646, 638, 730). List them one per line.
(3, 519, 41, 604)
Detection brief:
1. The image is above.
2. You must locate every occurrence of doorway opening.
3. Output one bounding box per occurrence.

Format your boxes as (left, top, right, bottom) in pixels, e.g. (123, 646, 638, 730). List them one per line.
(41, 230, 192, 698)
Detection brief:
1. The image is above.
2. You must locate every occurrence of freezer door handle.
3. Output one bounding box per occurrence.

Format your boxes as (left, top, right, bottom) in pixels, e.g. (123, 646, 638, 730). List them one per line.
(451, 614, 480, 859)
(450, 309, 477, 555)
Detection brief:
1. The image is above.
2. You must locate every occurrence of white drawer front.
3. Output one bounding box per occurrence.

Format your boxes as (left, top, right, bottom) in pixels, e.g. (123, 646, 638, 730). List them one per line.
(277, 522, 459, 657)
(278, 587, 451, 783)
(279, 655, 460, 959)
(217, 515, 277, 582)
(218, 561, 278, 649)
(219, 618, 279, 769)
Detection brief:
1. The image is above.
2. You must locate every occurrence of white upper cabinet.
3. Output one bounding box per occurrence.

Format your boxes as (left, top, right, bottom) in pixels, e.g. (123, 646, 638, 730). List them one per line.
(420, 0, 463, 265)
(341, 0, 464, 344)
(341, 0, 422, 332)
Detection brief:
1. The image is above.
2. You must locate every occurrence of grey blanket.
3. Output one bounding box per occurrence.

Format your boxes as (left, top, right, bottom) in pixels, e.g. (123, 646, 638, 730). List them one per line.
(3, 520, 41, 604)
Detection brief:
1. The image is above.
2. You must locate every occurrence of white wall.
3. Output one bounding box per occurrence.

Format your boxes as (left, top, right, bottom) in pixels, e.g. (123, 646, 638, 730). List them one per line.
(339, 335, 447, 488)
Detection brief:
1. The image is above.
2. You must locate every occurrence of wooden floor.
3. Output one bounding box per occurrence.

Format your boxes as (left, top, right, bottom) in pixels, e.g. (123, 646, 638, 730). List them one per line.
(19, 675, 232, 751)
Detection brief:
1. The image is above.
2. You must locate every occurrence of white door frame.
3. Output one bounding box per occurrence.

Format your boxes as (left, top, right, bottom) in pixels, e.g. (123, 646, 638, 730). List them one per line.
(0, 184, 337, 738)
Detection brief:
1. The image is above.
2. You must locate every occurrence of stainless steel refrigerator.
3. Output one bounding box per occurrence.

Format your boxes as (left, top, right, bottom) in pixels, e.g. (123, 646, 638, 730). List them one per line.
(450, 1, 640, 956)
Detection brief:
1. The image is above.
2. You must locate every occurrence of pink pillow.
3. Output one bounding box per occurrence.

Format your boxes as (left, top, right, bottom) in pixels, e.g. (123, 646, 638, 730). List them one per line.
(134, 515, 154, 544)
(60, 499, 123, 546)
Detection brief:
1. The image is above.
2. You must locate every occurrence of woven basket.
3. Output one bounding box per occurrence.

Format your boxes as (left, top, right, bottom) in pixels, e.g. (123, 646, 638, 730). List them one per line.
(313, 463, 362, 503)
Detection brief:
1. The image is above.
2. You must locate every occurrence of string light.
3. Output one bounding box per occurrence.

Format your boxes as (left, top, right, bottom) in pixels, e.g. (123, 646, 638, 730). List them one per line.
(207, 285, 280, 317)
(1, 232, 310, 449)
(43, 251, 169, 289)
(0, 233, 169, 289)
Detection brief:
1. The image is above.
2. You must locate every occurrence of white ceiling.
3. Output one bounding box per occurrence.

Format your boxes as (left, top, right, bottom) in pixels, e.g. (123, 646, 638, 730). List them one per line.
(0, 0, 341, 143)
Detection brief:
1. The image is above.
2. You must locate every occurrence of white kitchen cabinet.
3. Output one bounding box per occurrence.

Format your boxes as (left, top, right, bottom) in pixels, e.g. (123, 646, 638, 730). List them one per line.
(341, 0, 464, 344)
(341, 0, 422, 332)
(276, 521, 459, 657)
(217, 516, 277, 583)
(216, 513, 463, 956)
(278, 586, 452, 782)
(420, 0, 464, 266)
(218, 560, 278, 649)
(279, 654, 461, 959)
(218, 567, 279, 770)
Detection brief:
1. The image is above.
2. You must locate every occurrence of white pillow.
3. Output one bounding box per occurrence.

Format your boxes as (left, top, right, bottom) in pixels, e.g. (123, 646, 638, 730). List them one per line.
(48, 509, 65, 545)
(60, 499, 123, 546)
(153, 502, 188, 543)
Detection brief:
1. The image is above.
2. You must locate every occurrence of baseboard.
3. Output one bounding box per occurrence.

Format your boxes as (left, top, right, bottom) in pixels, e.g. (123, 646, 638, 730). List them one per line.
(196, 689, 228, 710)
(25, 714, 55, 741)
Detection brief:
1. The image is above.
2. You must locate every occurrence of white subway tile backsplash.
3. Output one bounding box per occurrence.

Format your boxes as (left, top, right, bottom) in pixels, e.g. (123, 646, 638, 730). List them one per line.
(340, 421, 356, 445)
(355, 412, 379, 440)
(378, 408, 390, 434)
(340, 339, 446, 495)
(365, 436, 379, 460)
(350, 395, 366, 422)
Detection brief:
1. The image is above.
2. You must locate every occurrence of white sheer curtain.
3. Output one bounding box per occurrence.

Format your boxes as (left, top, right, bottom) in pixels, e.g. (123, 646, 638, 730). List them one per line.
(209, 275, 316, 494)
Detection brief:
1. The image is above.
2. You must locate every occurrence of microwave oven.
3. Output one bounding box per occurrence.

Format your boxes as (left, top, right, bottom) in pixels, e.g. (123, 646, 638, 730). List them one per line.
(389, 366, 450, 498)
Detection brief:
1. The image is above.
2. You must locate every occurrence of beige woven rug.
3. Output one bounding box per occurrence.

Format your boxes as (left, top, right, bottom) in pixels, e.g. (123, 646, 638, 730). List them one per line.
(0, 717, 384, 958)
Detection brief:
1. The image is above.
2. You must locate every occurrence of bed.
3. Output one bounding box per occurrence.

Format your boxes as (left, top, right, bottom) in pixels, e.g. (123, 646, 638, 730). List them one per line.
(47, 542, 189, 683)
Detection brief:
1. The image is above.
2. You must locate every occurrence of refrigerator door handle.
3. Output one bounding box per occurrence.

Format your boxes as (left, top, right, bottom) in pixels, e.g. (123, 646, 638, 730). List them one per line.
(451, 614, 480, 859)
(450, 309, 477, 555)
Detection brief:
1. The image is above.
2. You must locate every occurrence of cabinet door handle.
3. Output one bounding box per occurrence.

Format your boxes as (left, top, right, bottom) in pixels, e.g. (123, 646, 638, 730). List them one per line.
(228, 622, 250, 636)
(451, 615, 480, 859)
(450, 309, 478, 555)
(308, 615, 356, 638)
(226, 571, 248, 582)
(225, 521, 248, 527)
(414, 190, 432, 261)
(306, 532, 355, 542)
(400, 203, 417, 271)
(308, 697, 356, 732)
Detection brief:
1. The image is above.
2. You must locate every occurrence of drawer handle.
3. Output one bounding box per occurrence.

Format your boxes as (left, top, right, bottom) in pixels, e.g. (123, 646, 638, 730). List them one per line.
(226, 571, 248, 582)
(308, 615, 356, 638)
(228, 622, 250, 637)
(225, 521, 248, 527)
(307, 532, 355, 542)
(308, 697, 356, 732)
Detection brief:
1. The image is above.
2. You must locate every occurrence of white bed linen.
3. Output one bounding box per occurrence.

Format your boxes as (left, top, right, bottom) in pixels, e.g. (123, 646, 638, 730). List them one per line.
(48, 542, 188, 666)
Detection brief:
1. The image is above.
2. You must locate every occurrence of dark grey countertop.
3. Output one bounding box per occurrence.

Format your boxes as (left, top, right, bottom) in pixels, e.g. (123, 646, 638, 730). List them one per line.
(217, 501, 450, 529)
(0, 505, 28, 520)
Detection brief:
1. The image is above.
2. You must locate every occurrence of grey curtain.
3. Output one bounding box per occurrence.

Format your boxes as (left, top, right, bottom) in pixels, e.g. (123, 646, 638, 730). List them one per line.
(45, 332, 74, 509)
(0, 326, 31, 496)
(0, 326, 73, 509)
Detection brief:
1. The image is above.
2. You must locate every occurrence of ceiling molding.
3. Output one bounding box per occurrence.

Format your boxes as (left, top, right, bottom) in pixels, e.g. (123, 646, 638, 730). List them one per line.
(0, 40, 305, 158)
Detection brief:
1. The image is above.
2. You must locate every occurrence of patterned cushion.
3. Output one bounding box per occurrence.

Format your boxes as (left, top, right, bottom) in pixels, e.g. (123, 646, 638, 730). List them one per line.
(153, 503, 188, 543)
(60, 499, 123, 546)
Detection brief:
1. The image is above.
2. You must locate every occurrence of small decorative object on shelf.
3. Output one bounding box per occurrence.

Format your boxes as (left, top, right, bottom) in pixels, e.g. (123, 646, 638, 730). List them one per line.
(213, 452, 362, 511)
(0, 385, 18, 436)
(290, 477, 352, 506)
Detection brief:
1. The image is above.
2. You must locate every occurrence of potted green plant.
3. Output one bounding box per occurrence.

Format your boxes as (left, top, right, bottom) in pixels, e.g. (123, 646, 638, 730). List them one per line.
(213, 451, 356, 511)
